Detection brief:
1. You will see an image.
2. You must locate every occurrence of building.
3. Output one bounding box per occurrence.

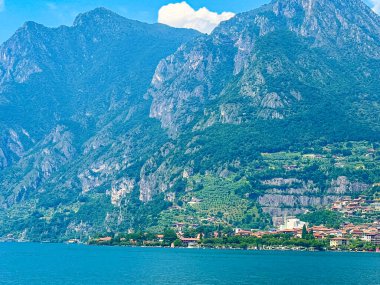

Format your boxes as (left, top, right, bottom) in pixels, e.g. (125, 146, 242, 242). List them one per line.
(278, 229, 297, 236)
(371, 202, 380, 211)
(251, 231, 269, 238)
(180, 237, 200, 248)
(350, 229, 364, 238)
(329, 230, 343, 237)
(313, 233, 327, 240)
(373, 234, 380, 246)
(330, 238, 349, 247)
(279, 217, 308, 230)
(362, 233, 377, 243)
(97, 236, 112, 242)
(235, 228, 254, 237)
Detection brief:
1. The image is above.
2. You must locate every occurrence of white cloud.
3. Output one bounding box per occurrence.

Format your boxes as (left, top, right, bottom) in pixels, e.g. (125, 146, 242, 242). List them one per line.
(0, 0, 4, 12)
(158, 2, 235, 34)
(370, 0, 380, 14)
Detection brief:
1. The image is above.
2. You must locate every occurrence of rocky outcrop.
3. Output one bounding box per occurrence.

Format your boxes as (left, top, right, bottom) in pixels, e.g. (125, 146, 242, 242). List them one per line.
(258, 176, 370, 223)
(108, 178, 135, 206)
(139, 159, 175, 202)
(328, 176, 369, 194)
(148, 37, 232, 136)
(2, 126, 77, 205)
(0, 22, 46, 85)
(259, 194, 337, 209)
(0, 128, 34, 169)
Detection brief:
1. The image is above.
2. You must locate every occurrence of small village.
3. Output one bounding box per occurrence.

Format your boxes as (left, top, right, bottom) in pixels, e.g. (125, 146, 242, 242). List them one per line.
(234, 217, 380, 250)
(86, 213, 380, 252)
(83, 194, 380, 251)
(81, 191, 380, 252)
(331, 195, 380, 218)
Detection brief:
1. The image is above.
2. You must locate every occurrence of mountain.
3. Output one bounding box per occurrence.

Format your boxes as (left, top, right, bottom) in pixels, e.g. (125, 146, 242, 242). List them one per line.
(0, 8, 198, 165)
(0, 1, 379, 241)
(0, 8, 200, 240)
(149, 0, 380, 137)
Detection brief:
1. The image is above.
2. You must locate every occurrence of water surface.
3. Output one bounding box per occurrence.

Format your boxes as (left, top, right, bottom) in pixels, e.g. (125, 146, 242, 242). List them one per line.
(0, 243, 379, 284)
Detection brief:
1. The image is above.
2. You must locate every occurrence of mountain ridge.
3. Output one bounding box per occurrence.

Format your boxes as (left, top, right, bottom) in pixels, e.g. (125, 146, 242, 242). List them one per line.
(148, 0, 380, 136)
(0, 0, 379, 241)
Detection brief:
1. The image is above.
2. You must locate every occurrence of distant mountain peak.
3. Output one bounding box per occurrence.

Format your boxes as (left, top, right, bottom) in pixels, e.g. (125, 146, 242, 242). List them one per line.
(73, 7, 127, 27)
(213, 0, 380, 59)
(16, 21, 49, 39)
(270, 0, 371, 13)
(22, 21, 45, 30)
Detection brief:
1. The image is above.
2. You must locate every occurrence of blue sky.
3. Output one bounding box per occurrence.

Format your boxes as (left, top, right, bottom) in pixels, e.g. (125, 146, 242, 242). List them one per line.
(0, 0, 269, 43)
(0, 0, 377, 43)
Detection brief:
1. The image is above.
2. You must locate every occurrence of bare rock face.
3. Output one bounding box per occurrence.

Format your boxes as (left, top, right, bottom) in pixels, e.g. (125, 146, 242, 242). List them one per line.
(328, 176, 369, 194)
(274, 0, 380, 57)
(0, 128, 34, 169)
(139, 159, 174, 202)
(2, 125, 76, 206)
(259, 194, 337, 209)
(109, 178, 135, 206)
(258, 175, 370, 223)
(219, 104, 244, 124)
(148, 37, 232, 137)
(0, 22, 46, 85)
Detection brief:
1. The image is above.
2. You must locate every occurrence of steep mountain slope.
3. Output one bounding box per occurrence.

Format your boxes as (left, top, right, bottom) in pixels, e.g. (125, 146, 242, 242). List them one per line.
(149, 0, 380, 137)
(0, 8, 199, 168)
(145, 0, 380, 224)
(0, 1, 379, 241)
(0, 8, 200, 240)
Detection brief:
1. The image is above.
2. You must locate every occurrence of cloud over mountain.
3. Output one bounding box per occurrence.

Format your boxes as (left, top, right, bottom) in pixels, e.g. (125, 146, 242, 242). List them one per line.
(158, 1, 235, 34)
(370, 0, 380, 14)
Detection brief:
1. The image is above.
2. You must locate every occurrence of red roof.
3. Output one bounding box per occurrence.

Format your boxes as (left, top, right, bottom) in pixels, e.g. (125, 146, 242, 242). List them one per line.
(280, 229, 297, 233)
(98, 237, 112, 242)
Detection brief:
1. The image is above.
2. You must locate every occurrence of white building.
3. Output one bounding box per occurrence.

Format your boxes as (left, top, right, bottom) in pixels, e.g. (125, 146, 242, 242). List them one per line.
(279, 216, 308, 230)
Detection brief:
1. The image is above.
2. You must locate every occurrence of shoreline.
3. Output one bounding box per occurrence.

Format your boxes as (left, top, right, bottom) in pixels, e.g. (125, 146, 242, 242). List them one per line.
(2, 241, 377, 253)
(88, 244, 379, 253)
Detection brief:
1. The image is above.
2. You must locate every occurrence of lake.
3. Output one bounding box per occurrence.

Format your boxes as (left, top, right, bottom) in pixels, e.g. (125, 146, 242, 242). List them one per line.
(0, 243, 379, 284)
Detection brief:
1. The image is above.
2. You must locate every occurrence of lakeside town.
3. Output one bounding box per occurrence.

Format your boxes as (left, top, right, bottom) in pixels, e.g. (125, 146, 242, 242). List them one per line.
(85, 195, 380, 252)
(85, 217, 380, 251)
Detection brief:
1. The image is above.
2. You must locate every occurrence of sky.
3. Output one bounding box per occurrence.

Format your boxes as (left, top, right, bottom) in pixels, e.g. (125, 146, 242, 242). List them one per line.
(0, 0, 378, 43)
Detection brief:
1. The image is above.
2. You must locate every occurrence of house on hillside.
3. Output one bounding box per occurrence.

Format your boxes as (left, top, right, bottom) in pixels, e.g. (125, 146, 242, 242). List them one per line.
(372, 234, 380, 246)
(156, 234, 164, 242)
(235, 229, 254, 237)
(180, 237, 200, 248)
(362, 233, 380, 245)
(330, 238, 349, 247)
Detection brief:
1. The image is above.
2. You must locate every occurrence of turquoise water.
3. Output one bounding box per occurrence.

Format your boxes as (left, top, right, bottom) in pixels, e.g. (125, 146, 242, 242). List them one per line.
(0, 243, 379, 285)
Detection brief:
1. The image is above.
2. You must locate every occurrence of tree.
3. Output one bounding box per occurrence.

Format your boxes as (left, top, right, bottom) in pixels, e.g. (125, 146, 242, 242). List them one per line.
(298, 210, 343, 229)
(307, 229, 315, 240)
(173, 239, 183, 247)
(163, 229, 178, 244)
(302, 224, 308, 239)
